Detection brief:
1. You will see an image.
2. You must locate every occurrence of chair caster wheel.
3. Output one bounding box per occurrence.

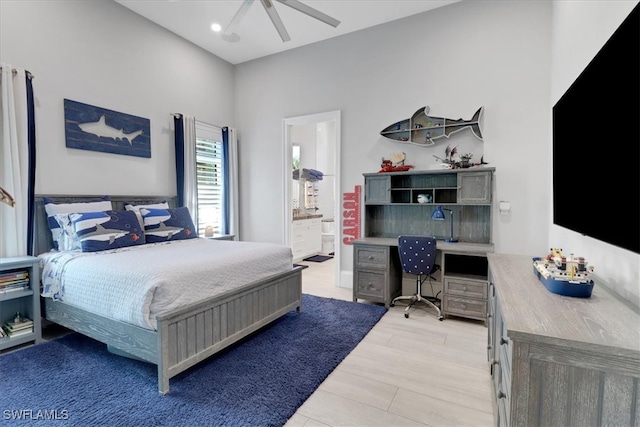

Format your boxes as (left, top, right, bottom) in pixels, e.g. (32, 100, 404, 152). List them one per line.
(404, 313, 409, 319)
(390, 303, 395, 307)
(438, 317, 444, 321)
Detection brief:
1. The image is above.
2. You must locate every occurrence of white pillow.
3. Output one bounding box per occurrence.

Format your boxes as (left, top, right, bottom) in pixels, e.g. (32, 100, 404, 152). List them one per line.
(44, 197, 113, 251)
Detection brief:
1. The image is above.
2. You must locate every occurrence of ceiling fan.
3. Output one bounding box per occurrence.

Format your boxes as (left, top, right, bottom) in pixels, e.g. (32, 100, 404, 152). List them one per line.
(222, 0, 341, 43)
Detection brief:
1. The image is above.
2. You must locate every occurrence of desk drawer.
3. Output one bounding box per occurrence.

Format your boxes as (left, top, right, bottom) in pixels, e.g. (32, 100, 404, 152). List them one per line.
(355, 269, 386, 299)
(444, 277, 487, 299)
(355, 245, 388, 268)
(443, 296, 487, 319)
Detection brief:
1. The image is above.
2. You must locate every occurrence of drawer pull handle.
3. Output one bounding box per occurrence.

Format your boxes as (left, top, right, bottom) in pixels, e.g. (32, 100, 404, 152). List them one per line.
(500, 337, 508, 345)
(497, 391, 507, 399)
(463, 286, 468, 291)
(368, 256, 374, 260)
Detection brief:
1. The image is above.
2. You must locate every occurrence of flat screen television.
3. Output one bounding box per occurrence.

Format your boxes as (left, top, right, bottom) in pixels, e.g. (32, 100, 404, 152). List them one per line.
(553, 3, 639, 254)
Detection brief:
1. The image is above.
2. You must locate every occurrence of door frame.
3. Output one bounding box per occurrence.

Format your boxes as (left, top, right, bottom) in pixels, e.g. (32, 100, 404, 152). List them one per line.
(283, 110, 341, 286)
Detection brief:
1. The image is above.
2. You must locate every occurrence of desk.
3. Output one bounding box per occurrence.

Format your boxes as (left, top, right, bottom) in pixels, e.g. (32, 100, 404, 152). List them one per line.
(352, 238, 493, 322)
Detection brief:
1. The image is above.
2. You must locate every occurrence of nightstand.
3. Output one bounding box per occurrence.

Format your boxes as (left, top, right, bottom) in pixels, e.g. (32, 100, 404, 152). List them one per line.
(0, 256, 42, 351)
(205, 234, 235, 241)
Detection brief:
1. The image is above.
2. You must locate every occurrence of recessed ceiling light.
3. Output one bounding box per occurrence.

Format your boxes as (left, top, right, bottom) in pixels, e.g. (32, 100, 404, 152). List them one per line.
(210, 23, 222, 32)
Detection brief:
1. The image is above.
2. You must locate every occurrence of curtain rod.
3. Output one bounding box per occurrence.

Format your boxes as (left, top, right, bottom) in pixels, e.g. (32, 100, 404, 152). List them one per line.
(0, 66, 34, 80)
(172, 113, 225, 129)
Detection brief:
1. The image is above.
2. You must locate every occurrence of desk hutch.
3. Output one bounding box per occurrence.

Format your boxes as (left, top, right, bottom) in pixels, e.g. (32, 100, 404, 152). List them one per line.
(353, 167, 495, 322)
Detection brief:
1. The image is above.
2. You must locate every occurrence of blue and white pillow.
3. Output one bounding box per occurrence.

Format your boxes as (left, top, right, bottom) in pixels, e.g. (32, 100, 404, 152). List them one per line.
(52, 213, 81, 251)
(124, 201, 169, 228)
(141, 207, 197, 243)
(70, 210, 145, 252)
(124, 201, 169, 211)
(43, 196, 112, 251)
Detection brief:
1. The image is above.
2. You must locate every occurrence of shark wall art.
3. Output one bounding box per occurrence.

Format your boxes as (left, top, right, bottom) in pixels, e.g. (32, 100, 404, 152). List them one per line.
(380, 106, 483, 146)
(64, 99, 151, 158)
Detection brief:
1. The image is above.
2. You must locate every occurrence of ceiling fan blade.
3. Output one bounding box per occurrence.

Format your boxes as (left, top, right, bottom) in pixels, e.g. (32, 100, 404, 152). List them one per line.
(223, 0, 255, 38)
(260, 0, 290, 42)
(276, 0, 340, 28)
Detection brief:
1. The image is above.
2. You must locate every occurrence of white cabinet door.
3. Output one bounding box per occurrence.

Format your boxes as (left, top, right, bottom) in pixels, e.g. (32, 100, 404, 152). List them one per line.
(292, 218, 322, 260)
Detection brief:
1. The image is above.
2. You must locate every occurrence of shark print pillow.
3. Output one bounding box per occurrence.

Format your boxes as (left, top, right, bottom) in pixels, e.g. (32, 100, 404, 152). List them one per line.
(140, 207, 197, 243)
(70, 210, 145, 252)
(43, 196, 113, 251)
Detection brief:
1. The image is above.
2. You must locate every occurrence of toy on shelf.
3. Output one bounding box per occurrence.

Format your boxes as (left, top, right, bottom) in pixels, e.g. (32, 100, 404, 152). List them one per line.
(433, 145, 489, 169)
(378, 152, 414, 173)
(532, 248, 595, 298)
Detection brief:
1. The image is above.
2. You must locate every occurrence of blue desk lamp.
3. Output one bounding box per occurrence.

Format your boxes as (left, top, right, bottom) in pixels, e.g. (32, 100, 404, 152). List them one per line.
(431, 206, 458, 243)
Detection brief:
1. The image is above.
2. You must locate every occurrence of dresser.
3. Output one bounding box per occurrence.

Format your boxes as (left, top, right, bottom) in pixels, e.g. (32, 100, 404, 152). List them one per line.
(487, 253, 640, 427)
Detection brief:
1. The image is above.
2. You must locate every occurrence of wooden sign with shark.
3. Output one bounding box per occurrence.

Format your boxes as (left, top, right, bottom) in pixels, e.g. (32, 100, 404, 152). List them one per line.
(64, 99, 151, 158)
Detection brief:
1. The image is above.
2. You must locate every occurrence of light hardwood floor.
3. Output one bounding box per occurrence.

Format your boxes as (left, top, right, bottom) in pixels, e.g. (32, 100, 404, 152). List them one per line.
(286, 258, 495, 427)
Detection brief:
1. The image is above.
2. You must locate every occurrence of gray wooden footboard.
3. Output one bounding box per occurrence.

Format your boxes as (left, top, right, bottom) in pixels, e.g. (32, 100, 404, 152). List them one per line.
(157, 267, 302, 394)
(44, 267, 302, 394)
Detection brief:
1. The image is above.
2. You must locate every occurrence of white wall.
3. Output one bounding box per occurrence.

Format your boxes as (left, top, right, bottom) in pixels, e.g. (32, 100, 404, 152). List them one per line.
(0, 0, 234, 196)
(550, 1, 640, 307)
(235, 1, 553, 285)
(4, 0, 635, 306)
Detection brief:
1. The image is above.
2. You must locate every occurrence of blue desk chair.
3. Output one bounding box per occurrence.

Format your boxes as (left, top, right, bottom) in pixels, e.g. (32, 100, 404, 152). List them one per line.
(391, 235, 443, 320)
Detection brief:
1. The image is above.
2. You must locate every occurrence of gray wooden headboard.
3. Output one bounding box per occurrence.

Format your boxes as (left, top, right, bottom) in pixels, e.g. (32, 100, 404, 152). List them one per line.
(34, 195, 177, 255)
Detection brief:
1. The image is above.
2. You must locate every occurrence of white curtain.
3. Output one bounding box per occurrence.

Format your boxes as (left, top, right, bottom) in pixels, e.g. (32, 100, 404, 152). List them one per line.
(180, 115, 198, 227)
(225, 127, 239, 239)
(0, 65, 30, 257)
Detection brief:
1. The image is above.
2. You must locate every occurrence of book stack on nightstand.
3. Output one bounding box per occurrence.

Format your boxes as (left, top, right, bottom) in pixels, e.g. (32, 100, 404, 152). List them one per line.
(0, 268, 30, 294)
(2, 315, 34, 339)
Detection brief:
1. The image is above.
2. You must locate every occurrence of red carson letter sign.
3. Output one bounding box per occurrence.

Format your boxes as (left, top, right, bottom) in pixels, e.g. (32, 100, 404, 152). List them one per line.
(342, 185, 361, 245)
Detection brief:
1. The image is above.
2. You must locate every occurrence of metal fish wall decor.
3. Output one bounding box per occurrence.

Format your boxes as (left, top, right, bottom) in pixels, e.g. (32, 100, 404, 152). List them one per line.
(380, 106, 483, 146)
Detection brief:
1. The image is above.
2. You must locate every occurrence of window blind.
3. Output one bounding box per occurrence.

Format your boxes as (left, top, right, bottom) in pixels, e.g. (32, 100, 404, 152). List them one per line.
(195, 121, 223, 235)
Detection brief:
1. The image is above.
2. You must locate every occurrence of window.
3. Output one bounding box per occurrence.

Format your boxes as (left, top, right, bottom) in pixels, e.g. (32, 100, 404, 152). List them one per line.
(195, 121, 224, 235)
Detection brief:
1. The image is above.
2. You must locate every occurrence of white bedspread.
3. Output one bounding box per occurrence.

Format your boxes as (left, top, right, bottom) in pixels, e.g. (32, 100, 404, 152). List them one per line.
(39, 238, 293, 330)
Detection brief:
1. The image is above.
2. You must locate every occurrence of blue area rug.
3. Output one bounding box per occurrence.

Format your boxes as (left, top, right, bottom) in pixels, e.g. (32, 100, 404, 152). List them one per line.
(0, 294, 386, 426)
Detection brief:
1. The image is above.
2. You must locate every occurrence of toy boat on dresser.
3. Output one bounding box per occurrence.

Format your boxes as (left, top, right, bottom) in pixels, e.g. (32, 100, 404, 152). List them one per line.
(532, 248, 595, 298)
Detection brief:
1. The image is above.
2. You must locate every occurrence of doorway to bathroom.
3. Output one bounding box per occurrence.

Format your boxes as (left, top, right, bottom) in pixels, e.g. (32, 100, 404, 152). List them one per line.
(283, 111, 341, 287)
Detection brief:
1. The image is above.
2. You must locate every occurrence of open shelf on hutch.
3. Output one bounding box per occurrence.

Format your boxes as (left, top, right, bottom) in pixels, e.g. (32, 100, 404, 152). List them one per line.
(363, 168, 494, 243)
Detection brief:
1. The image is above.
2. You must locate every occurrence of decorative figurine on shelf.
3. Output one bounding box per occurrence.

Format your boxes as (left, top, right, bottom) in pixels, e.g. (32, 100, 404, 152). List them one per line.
(417, 194, 432, 204)
(378, 152, 414, 173)
(433, 145, 489, 169)
(14, 312, 22, 323)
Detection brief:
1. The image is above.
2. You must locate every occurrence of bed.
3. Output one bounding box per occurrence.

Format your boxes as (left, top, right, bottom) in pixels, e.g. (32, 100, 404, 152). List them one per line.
(34, 195, 302, 394)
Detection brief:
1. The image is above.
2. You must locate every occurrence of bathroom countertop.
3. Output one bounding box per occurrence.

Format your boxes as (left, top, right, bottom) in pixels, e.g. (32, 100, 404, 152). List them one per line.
(292, 214, 323, 221)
